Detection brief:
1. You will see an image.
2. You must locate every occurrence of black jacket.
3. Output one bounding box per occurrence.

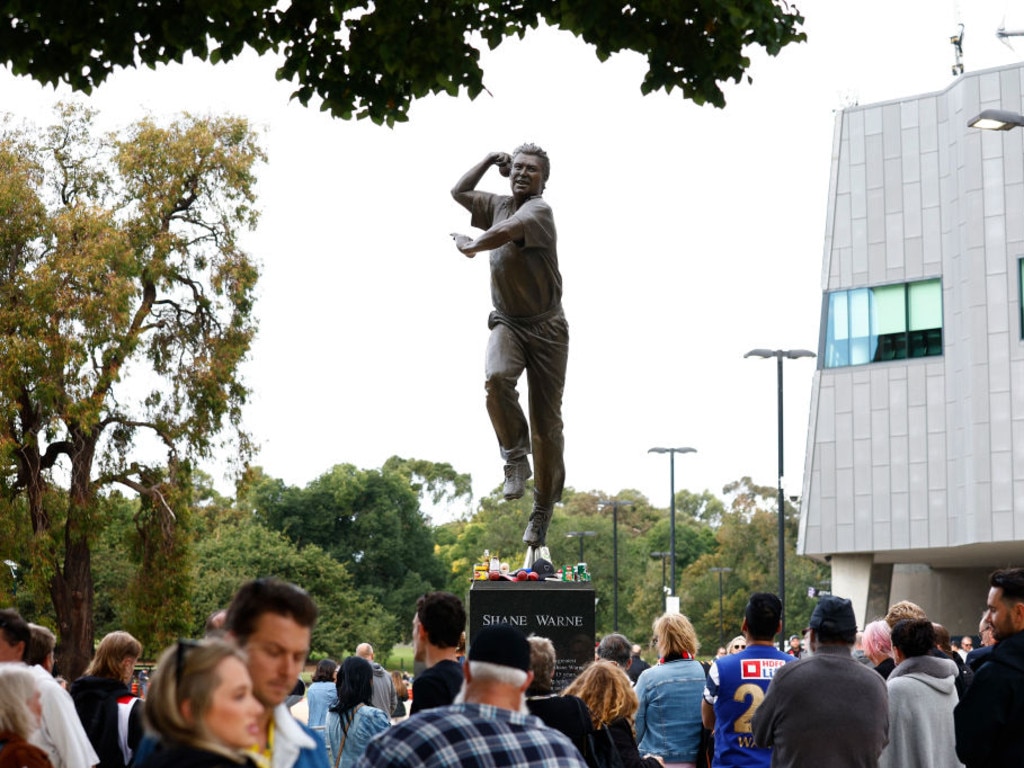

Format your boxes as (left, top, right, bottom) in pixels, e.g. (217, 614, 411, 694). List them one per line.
(70, 676, 143, 768)
(954, 628, 1024, 767)
(140, 745, 255, 768)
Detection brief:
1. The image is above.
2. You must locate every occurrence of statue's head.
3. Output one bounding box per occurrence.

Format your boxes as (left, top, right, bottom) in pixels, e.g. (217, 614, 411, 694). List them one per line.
(509, 143, 549, 198)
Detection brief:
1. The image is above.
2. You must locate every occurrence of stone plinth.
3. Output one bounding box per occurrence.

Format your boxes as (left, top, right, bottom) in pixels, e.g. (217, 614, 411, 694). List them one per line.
(468, 580, 595, 691)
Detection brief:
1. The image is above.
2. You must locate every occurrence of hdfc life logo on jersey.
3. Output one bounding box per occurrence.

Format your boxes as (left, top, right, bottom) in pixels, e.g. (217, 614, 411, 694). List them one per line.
(741, 658, 788, 680)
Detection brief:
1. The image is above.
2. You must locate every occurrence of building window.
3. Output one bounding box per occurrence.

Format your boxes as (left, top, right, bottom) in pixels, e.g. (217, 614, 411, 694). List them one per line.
(824, 279, 942, 368)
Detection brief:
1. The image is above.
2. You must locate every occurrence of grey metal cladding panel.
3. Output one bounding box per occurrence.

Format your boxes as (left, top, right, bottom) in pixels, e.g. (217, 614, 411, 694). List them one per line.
(848, 110, 866, 165)
(889, 377, 909, 437)
(866, 133, 884, 189)
(871, 409, 891, 466)
(993, 510, 1015, 540)
(919, 98, 938, 154)
(1015, 479, 1024, 536)
(884, 156, 903, 215)
(928, 489, 947, 545)
(837, 468, 854, 526)
(909, 404, 928, 464)
(972, 482, 993, 540)
(853, 379, 871, 439)
(855, 493, 873, 550)
(891, 435, 909, 493)
(872, 464, 891, 521)
(928, 432, 946, 491)
(850, 163, 867, 219)
(867, 187, 885, 244)
(906, 237, 925, 280)
(992, 391, 1012, 452)
(891, 491, 910, 548)
(834, 193, 852, 249)
(987, 274, 1010, 335)
(904, 183, 922, 238)
(982, 156, 1007, 220)
(1008, 185, 1024, 242)
(886, 214, 905, 273)
(986, 218, 1008, 276)
(923, 208, 941, 269)
(819, 441, 836, 498)
(902, 131, 921, 184)
(992, 452, 1013, 516)
(922, 152, 940, 209)
(1013, 361, 1024, 420)
(817, 383, 836, 441)
(883, 103, 902, 158)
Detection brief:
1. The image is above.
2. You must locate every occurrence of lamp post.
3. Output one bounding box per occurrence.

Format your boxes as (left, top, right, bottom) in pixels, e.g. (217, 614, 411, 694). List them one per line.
(600, 499, 634, 631)
(967, 108, 1024, 130)
(708, 566, 733, 648)
(566, 530, 597, 564)
(650, 551, 671, 611)
(648, 447, 696, 603)
(744, 348, 815, 647)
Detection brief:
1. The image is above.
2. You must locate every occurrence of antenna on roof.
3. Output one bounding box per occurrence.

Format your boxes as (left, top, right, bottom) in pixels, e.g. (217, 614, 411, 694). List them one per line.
(951, 23, 965, 76)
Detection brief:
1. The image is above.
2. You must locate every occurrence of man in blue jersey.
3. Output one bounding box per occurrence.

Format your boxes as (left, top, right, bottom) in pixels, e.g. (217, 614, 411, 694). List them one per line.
(702, 593, 791, 768)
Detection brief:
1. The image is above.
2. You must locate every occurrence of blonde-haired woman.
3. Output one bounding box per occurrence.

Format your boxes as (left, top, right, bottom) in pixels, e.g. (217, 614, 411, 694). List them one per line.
(71, 631, 144, 768)
(634, 613, 705, 768)
(0, 665, 51, 768)
(563, 660, 664, 768)
(141, 639, 263, 768)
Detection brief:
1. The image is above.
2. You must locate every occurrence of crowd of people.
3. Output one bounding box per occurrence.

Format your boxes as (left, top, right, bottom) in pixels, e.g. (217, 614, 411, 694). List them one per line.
(1, 566, 1023, 768)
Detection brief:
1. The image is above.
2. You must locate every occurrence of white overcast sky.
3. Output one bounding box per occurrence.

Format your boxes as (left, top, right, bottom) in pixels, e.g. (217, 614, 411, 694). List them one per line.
(2, 0, 1022, 521)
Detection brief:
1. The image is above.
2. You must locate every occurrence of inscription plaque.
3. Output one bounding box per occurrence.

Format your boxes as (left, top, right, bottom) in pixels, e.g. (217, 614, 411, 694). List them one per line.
(468, 580, 595, 691)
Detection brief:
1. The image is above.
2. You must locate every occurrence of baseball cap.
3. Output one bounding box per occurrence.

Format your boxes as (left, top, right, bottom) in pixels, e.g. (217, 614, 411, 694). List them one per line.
(468, 624, 531, 671)
(808, 595, 858, 635)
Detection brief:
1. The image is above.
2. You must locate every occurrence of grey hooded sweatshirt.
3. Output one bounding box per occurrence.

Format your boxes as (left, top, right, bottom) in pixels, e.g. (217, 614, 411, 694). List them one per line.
(880, 654, 963, 768)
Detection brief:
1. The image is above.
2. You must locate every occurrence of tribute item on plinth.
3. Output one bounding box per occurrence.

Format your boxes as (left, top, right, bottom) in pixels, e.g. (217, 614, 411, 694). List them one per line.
(468, 577, 595, 692)
(450, 143, 568, 565)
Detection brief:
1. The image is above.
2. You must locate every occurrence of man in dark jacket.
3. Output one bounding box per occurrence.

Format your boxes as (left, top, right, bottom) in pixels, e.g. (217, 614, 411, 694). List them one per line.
(954, 567, 1024, 767)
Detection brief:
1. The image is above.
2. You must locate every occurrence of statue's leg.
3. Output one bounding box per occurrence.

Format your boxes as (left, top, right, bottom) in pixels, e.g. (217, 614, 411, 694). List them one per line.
(521, 314, 568, 547)
(485, 323, 531, 499)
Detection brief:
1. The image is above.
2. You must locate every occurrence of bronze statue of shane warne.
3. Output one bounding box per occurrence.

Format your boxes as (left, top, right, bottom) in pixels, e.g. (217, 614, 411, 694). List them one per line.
(450, 143, 568, 550)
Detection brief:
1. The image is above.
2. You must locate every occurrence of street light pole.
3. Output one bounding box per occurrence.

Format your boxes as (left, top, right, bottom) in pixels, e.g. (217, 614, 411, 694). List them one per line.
(709, 566, 733, 648)
(566, 530, 596, 564)
(650, 552, 670, 612)
(600, 499, 634, 631)
(744, 348, 815, 647)
(648, 447, 696, 603)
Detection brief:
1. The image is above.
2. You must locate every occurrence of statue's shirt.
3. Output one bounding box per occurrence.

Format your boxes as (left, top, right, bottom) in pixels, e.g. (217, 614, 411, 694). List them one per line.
(471, 193, 561, 319)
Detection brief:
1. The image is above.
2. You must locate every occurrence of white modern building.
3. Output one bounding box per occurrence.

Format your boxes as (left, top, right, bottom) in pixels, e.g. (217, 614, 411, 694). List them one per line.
(800, 61, 1024, 634)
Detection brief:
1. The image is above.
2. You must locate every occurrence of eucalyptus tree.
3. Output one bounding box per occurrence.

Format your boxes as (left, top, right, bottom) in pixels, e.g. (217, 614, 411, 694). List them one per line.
(0, 1, 806, 125)
(0, 104, 264, 677)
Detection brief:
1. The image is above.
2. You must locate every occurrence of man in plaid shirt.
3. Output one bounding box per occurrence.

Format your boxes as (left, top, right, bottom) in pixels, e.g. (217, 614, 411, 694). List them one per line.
(356, 624, 588, 768)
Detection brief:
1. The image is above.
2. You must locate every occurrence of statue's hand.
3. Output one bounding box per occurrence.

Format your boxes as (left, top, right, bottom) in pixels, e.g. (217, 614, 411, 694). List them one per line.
(494, 152, 512, 177)
(450, 232, 475, 257)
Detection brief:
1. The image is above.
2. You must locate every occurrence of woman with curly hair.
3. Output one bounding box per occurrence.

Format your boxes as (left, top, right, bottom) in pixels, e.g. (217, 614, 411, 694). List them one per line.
(563, 661, 664, 768)
(634, 612, 705, 767)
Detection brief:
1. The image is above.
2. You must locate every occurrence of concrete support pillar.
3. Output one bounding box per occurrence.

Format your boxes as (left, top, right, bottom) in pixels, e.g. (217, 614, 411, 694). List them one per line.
(830, 554, 885, 629)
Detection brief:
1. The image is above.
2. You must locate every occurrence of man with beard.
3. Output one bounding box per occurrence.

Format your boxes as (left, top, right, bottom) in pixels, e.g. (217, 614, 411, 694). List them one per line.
(954, 567, 1024, 767)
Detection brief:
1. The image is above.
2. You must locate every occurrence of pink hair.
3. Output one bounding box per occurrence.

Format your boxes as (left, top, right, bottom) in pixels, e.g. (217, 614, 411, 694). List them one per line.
(861, 620, 892, 658)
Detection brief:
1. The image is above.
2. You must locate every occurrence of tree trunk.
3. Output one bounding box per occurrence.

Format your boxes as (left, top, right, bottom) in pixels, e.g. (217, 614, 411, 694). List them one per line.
(50, 535, 95, 680)
(54, 433, 99, 681)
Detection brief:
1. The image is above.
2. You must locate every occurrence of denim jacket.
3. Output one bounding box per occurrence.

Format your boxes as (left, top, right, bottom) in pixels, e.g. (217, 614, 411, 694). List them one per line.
(634, 659, 706, 763)
(326, 705, 390, 768)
